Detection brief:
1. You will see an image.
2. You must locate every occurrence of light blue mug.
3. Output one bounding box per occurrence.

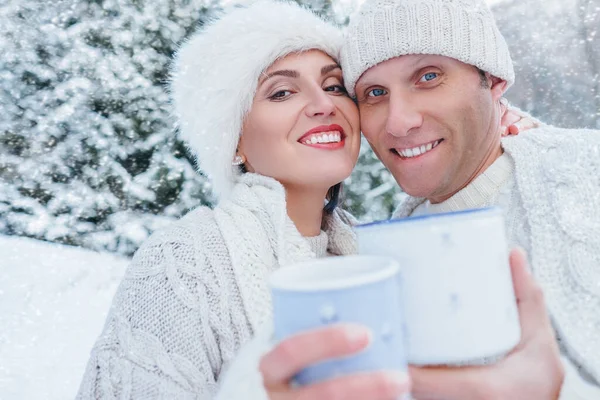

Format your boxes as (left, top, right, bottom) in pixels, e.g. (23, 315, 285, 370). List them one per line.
(269, 255, 407, 385)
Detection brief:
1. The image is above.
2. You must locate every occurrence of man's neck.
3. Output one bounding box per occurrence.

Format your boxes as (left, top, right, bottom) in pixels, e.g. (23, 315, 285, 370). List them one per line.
(416, 152, 514, 216)
(430, 143, 504, 204)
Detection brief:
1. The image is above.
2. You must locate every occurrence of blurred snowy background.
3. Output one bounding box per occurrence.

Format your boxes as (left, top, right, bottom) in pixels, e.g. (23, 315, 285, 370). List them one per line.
(0, 0, 598, 398)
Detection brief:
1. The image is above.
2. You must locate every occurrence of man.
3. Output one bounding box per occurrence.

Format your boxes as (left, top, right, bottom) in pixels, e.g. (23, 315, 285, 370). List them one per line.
(215, 0, 600, 398)
(339, 0, 600, 398)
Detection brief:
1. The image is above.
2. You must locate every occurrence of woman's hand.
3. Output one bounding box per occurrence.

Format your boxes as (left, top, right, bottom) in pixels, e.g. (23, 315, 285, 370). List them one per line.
(500, 98, 539, 136)
(260, 324, 411, 400)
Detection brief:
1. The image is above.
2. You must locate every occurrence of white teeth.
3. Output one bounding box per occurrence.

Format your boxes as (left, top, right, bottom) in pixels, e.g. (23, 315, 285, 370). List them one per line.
(397, 140, 441, 158)
(302, 131, 342, 145)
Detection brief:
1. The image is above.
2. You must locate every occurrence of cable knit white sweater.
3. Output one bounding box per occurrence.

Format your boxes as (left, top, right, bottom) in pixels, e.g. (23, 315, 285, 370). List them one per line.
(214, 126, 600, 400)
(76, 173, 357, 399)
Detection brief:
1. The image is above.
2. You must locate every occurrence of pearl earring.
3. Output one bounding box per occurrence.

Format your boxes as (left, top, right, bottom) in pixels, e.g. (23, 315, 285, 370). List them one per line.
(232, 155, 245, 166)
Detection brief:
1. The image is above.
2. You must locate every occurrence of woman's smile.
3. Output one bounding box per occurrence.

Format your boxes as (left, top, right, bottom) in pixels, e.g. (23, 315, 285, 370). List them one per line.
(298, 124, 346, 149)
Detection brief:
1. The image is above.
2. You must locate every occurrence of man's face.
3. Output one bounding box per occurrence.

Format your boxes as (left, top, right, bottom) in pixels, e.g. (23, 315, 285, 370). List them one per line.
(355, 55, 506, 203)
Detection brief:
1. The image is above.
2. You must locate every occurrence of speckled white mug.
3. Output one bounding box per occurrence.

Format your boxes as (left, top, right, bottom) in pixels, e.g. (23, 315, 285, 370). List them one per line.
(356, 207, 521, 365)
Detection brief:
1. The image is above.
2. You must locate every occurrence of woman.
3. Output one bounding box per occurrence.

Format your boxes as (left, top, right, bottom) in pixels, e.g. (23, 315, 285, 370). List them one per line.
(76, 1, 373, 398)
(77, 1, 528, 398)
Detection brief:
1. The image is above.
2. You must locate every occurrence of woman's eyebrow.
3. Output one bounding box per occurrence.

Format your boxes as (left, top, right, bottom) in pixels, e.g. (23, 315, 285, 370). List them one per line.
(321, 64, 341, 75)
(259, 64, 340, 85)
(259, 69, 299, 84)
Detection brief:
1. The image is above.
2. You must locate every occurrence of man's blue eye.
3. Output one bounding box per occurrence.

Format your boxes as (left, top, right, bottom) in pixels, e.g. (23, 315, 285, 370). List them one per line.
(421, 72, 438, 82)
(368, 88, 386, 97)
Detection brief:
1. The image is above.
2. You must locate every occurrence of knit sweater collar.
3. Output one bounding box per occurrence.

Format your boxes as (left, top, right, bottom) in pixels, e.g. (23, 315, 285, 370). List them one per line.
(229, 173, 356, 260)
(217, 173, 357, 330)
(305, 231, 329, 258)
(412, 153, 514, 215)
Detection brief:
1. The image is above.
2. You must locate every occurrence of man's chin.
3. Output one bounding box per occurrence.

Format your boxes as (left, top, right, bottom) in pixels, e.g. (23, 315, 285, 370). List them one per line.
(395, 178, 436, 200)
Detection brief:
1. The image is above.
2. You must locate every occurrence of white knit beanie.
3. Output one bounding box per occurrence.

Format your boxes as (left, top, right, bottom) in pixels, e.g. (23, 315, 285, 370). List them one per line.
(170, 1, 343, 201)
(341, 0, 515, 97)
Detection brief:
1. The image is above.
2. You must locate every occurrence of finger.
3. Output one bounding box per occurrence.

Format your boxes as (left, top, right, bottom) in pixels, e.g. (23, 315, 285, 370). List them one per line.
(503, 113, 520, 127)
(510, 118, 537, 135)
(409, 365, 487, 400)
(500, 107, 520, 128)
(260, 324, 371, 387)
(290, 370, 410, 400)
(509, 248, 550, 337)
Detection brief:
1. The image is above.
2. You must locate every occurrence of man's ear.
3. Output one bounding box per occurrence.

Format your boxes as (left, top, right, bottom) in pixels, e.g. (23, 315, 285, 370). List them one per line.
(490, 75, 508, 101)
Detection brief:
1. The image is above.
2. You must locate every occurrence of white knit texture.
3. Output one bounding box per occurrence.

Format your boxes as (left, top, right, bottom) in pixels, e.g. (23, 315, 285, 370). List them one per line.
(170, 1, 343, 201)
(76, 173, 357, 399)
(394, 126, 600, 387)
(341, 0, 515, 97)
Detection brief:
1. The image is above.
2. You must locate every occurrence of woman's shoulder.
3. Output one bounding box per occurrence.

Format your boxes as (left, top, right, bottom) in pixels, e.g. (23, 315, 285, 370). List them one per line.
(146, 205, 218, 244)
(126, 205, 228, 281)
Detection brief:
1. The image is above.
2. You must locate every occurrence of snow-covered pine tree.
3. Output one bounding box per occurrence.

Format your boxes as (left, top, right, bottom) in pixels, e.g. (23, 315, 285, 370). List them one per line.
(0, 0, 379, 256)
(0, 0, 220, 255)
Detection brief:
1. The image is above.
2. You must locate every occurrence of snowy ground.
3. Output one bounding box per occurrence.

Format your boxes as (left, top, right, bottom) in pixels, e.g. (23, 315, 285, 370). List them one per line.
(0, 235, 129, 400)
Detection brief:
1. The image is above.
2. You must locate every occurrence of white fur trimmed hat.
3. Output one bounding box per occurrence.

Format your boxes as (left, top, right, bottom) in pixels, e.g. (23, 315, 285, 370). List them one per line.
(170, 1, 343, 201)
(341, 0, 515, 97)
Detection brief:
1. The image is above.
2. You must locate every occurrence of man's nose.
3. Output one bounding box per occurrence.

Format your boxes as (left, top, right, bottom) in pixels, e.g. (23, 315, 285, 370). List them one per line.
(385, 94, 423, 137)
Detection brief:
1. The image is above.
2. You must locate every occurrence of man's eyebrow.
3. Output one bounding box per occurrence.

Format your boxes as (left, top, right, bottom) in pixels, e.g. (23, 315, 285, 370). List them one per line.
(259, 69, 299, 84)
(408, 54, 429, 69)
(355, 76, 379, 91)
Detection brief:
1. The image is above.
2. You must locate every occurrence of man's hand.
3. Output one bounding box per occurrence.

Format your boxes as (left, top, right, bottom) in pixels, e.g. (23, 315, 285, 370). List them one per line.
(259, 324, 411, 400)
(409, 248, 565, 400)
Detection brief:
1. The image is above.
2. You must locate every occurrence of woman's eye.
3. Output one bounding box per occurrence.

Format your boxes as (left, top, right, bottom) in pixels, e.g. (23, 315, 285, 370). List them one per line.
(270, 90, 292, 100)
(325, 85, 347, 94)
(420, 72, 439, 82)
(367, 88, 386, 97)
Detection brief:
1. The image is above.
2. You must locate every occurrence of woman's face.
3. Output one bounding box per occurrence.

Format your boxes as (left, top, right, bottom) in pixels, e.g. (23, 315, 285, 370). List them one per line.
(239, 50, 360, 192)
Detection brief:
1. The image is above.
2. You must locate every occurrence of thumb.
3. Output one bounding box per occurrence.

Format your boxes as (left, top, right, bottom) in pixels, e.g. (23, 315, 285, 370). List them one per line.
(509, 247, 550, 339)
